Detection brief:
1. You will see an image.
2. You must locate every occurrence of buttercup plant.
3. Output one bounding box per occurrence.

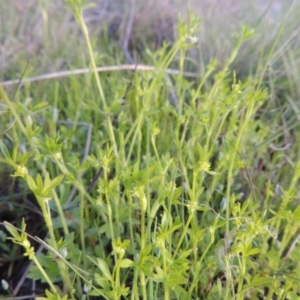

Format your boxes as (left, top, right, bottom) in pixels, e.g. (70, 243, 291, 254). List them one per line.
(1, 3, 300, 299)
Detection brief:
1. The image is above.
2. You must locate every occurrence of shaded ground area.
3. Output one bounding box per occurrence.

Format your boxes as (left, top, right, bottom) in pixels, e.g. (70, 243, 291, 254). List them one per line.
(0, 171, 47, 297)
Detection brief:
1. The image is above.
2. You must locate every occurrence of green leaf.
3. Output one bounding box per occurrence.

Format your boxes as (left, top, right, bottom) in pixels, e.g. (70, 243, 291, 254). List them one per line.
(0, 139, 10, 159)
(207, 170, 218, 175)
(20, 218, 27, 232)
(42, 289, 63, 300)
(97, 258, 112, 281)
(153, 267, 164, 282)
(173, 285, 190, 300)
(246, 247, 261, 257)
(171, 186, 182, 202)
(36, 174, 43, 190)
(27, 175, 37, 192)
(44, 172, 51, 189)
(237, 275, 276, 295)
(61, 232, 75, 247)
(165, 223, 182, 236)
(150, 199, 162, 218)
(4, 221, 20, 240)
(167, 272, 187, 286)
(119, 259, 134, 268)
(293, 204, 300, 221)
(44, 174, 64, 194)
(141, 244, 153, 257)
(178, 249, 193, 259)
(28, 253, 60, 283)
(94, 273, 110, 290)
(32, 102, 49, 112)
(19, 151, 34, 165)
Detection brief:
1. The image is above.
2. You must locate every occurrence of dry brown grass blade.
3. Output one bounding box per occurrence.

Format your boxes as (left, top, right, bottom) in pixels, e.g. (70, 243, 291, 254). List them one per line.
(0, 64, 198, 87)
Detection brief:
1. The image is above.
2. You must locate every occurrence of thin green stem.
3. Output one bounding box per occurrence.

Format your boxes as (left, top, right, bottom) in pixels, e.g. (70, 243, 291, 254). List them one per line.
(226, 101, 254, 233)
(77, 11, 118, 158)
(188, 227, 215, 295)
(174, 214, 193, 257)
(32, 255, 57, 293)
(163, 248, 169, 300)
